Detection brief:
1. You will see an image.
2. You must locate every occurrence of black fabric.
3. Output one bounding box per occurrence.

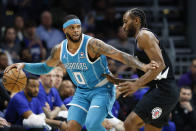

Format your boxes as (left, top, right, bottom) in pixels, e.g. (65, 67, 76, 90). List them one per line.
(172, 103, 196, 131)
(134, 80, 179, 128)
(0, 82, 10, 111)
(134, 28, 175, 88)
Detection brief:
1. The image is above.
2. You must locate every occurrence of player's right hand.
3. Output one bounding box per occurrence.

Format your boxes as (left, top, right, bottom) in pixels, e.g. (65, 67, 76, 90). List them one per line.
(4, 63, 25, 73)
(143, 60, 159, 72)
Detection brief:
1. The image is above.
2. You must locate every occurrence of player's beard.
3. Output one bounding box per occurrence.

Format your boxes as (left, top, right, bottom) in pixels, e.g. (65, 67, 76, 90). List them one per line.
(28, 91, 38, 98)
(127, 24, 136, 37)
(66, 33, 82, 43)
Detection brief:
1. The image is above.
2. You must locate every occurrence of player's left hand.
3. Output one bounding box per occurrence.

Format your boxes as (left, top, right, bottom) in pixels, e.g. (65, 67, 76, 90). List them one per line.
(143, 60, 159, 72)
(118, 81, 139, 97)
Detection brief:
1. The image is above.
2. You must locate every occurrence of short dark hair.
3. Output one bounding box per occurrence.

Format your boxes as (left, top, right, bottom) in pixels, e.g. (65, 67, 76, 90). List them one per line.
(0, 52, 6, 57)
(180, 86, 191, 91)
(4, 26, 15, 36)
(27, 75, 39, 85)
(63, 15, 79, 23)
(127, 8, 147, 28)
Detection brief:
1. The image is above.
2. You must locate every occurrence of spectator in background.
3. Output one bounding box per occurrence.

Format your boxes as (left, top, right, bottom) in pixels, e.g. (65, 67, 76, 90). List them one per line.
(14, 15, 25, 43)
(53, 67, 64, 89)
(172, 86, 196, 131)
(5, 75, 66, 130)
(0, 52, 9, 74)
(0, 117, 27, 131)
(92, 0, 108, 21)
(0, 27, 21, 62)
(5, 75, 45, 128)
(38, 69, 67, 119)
(95, 6, 121, 40)
(107, 26, 134, 55)
(23, 20, 46, 62)
(58, 80, 75, 108)
(83, 12, 96, 33)
(178, 58, 196, 89)
(0, 52, 11, 117)
(0, 82, 10, 118)
(0, 49, 13, 66)
(36, 11, 64, 51)
(19, 48, 33, 62)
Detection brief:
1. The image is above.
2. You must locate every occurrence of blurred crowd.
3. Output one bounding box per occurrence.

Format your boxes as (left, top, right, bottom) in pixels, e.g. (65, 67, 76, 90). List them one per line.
(0, 0, 196, 131)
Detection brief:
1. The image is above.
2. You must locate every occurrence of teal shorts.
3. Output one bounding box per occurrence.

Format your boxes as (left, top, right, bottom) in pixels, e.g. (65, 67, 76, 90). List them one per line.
(67, 82, 116, 126)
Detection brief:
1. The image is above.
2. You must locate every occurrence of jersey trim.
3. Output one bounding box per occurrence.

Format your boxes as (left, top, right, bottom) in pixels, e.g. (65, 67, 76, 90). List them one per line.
(66, 34, 84, 56)
(60, 40, 65, 62)
(85, 38, 101, 64)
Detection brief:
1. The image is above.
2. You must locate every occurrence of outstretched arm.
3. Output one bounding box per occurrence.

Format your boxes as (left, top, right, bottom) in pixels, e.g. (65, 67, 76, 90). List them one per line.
(4, 44, 61, 75)
(88, 38, 155, 72)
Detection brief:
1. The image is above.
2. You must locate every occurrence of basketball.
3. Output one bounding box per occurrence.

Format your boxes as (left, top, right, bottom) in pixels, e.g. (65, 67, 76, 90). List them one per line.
(3, 68, 27, 93)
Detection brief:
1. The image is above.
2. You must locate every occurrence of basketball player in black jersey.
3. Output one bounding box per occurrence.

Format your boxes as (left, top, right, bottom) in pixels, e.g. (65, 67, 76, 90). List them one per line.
(104, 8, 179, 131)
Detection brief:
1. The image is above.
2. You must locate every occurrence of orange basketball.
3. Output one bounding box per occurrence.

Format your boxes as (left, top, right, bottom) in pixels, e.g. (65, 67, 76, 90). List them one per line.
(3, 68, 27, 93)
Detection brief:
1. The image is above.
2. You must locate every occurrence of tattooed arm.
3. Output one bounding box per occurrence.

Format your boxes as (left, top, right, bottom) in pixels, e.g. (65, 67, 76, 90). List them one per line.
(45, 44, 61, 67)
(4, 43, 61, 73)
(88, 38, 148, 72)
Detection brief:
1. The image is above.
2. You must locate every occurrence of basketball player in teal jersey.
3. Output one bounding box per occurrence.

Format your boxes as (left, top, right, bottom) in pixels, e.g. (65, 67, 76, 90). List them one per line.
(5, 15, 158, 131)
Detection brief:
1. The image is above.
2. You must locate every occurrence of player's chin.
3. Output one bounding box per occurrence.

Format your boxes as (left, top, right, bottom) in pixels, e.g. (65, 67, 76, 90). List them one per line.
(33, 93, 38, 97)
(73, 36, 80, 41)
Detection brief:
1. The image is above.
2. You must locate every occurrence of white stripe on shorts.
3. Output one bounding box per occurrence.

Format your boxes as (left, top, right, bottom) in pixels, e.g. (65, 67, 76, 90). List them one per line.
(67, 103, 88, 113)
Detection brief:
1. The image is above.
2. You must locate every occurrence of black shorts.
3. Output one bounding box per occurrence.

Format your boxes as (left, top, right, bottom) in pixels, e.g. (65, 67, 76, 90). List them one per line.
(134, 79, 179, 128)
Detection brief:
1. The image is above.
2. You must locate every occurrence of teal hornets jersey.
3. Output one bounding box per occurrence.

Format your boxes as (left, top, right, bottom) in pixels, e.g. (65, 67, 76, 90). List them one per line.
(60, 34, 110, 89)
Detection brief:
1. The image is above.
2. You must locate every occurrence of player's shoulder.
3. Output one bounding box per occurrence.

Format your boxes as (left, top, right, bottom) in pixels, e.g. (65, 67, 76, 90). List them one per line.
(56, 40, 65, 48)
(12, 91, 25, 99)
(138, 29, 155, 39)
(137, 29, 158, 45)
(51, 87, 58, 92)
(11, 91, 27, 103)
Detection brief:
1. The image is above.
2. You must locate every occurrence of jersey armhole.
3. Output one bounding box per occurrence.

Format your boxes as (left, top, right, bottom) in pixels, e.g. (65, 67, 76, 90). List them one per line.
(85, 37, 101, 64)
(59, 40, 64, 62)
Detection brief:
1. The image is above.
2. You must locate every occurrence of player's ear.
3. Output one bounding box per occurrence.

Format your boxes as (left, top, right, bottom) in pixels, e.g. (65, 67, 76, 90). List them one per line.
(135, 17, 140, 25)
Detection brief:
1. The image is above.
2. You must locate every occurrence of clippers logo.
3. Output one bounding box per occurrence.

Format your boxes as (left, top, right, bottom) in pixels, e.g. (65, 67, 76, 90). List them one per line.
(151, 107, 162, 119)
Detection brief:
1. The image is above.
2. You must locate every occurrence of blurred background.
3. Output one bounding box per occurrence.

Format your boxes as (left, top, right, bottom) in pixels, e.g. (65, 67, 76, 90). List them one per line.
(0, 0, 196, 131)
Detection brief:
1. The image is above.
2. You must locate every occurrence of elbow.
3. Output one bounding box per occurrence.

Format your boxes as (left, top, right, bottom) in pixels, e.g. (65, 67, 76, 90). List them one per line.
(158, 61, 166, 72)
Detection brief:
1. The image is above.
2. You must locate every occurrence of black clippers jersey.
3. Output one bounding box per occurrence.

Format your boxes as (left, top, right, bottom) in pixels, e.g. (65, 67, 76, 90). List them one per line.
(134, 29, 175, 87)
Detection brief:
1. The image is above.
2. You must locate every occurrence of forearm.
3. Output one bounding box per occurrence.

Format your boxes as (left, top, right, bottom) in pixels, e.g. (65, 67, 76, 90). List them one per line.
(24, 62, 54, 75)
(121, 53, 145, 71)
(45, 119, 63, 128)
(135, 66, 164, 87)
(44, 107, 61, 119)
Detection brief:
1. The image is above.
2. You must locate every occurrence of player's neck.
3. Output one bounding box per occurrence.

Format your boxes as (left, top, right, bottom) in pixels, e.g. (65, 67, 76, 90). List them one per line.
(43, 85, 51, 94)
(134, 27, 142, 39)
(67, 40, 81, 52)
(24, 90, 32, 102)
